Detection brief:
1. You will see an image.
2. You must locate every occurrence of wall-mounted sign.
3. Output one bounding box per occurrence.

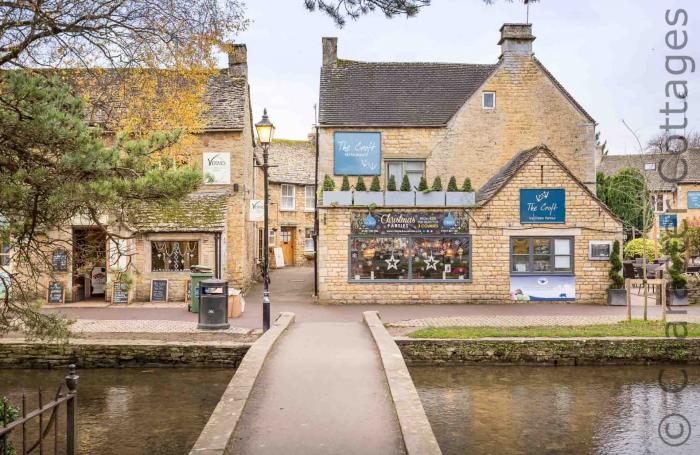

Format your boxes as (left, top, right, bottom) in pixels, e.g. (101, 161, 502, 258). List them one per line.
(250, 200, 264, 222)
(112, 282, 130, 304)
(150, 279, 168, 302)
(333, 132, 381, 176)
(659, 213, 678, 229)
(52, 249, 68, 272)
(589, 240, 613, 261)
(520, 189, 566, 224)
(688, 191, 700, 209)
(203, 152, 231, 184)
(47, 282, 65, 304)
(351, 211, 468, 234)
(510, 275, 575, 301)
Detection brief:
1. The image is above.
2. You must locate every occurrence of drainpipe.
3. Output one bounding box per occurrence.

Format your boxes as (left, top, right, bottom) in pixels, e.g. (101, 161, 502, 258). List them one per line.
(313, 120, 320, 297)
(214, 232, 222, 279)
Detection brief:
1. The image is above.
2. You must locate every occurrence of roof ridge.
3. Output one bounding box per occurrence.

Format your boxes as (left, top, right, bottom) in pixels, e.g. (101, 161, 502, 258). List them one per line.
(335, 59, 498, 67)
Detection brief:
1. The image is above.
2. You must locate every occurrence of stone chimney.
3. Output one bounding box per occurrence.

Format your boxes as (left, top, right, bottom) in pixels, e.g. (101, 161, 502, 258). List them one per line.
(228, 43, 247, 77)
(498, 23, 535, 58)
(322, 37, 337, 66)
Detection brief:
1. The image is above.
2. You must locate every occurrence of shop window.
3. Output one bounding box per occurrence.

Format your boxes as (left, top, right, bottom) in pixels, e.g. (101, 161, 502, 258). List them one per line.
(304, 228, 315, 252)
(304, 186, 316, 211)
(510, 237, 573, 275)
(1, 241, 10, 266)
(350, 236, 471, 282)
(151, 241, 198, 272)
(281, 184, 295, 211)
(482, 91, 495, 109)
(386, 161, 425, 191)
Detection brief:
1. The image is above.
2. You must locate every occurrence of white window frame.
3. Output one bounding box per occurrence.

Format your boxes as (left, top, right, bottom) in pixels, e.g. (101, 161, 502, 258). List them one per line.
(280, 184, 296, 211)
(482, 91, 496, 109)
(589, 240, 613, 261)
(269, 229, 276, 247)
(385, 160, 425, 190)
(304, 186, 316, 212)
(304, 228, 315, 252)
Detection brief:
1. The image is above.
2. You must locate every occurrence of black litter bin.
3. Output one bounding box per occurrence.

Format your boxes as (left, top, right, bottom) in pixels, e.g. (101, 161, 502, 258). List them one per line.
(198, 278, 230, 330)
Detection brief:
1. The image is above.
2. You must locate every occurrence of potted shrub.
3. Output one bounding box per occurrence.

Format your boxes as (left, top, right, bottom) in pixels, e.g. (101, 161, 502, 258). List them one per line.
(385, 174, 415, 206)
(446, 175, 476, 206)
(416, 176, 446, 206)
(321, 174, 352, 206)
(354, 176, 384, 206)
(607, 240, 627, 305)
(665, 237, 689, 306)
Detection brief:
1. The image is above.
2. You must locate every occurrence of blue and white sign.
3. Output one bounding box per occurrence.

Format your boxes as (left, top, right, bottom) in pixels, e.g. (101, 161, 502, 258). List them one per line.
(688, 191, 700, 209)
(333, 132, 381, 176)
(510, 275, 575, 301)
(520, 189, 566, 224)
(659, 213, 678, 229)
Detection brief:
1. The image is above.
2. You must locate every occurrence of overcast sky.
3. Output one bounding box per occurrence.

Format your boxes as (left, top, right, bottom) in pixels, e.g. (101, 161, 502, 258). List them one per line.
(233, 0, 698, 154)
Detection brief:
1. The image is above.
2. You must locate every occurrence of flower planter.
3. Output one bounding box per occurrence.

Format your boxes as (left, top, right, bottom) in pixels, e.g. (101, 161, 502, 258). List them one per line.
(322, 191, 352, 206)
(667, 288, 689, 306)
(384, 191, 415, 206)
(416, 191, 446, 206)
(446, 192, 476, 206)
(607, 288, 627, 306)
(353, 192, 384, 206)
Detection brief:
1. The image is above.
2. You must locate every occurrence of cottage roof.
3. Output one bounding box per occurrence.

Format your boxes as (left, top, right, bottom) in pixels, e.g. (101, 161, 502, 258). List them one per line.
(319, 60, 497, 127)
(598, 150, 700, 192)
(268, 140, 316, 185)
(128, 191, 229, 232)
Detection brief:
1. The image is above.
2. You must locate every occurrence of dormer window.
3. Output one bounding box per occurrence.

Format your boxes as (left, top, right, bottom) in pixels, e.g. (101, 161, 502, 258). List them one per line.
(644, 162, 656, 171)
(482, 91, 496, 109)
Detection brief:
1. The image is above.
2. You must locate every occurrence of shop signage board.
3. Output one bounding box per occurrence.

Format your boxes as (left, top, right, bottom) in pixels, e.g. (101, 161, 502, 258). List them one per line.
(150, 279, 168, 302)
(112, 282, 129, 304)
(659, 213, 678, 229)
(333, 132, 381, 176)
(52, 249, 68, 272)
(47, 282, 64, 304)
(203, 152, 231, 184)
(351, 211, 468, 234)
(510, 275, 575, 301)
(520, 189, 566, 224)
(688, 191, 700, 209)
(250, 200, 264, 221)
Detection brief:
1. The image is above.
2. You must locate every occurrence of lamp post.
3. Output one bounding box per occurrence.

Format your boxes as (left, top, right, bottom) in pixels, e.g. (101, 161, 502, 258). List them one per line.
(255, 108, 275, 332)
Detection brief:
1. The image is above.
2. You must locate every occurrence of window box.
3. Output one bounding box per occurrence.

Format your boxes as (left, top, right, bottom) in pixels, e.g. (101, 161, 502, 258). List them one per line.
(607, 288, 627, 306)
(354, 191, 384, 206)
(322, 190, 353, 206)
(385, 191, 415, 206)
(446, 192, 475, 206)
(416, 191, 446, 206)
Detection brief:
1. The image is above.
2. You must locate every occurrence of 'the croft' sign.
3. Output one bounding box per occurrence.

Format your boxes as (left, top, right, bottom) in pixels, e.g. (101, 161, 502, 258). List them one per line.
(520, 189, 566, 224)
(333, 132, 381, 176)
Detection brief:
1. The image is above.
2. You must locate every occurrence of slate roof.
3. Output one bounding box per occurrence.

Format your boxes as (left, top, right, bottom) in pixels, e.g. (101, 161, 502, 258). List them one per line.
(598, 149, 700, 192)
(268, 140, 316, 185)
(128, 192, 229, 232)
(319, 60, 497, 126)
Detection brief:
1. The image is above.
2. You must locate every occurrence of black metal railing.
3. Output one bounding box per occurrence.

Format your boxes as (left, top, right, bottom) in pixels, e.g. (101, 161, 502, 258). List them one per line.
(0, 365, 79, 455)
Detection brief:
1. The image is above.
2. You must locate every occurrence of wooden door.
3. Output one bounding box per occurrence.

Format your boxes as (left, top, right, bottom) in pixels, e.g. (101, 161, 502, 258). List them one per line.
(280, 227, 295, 266)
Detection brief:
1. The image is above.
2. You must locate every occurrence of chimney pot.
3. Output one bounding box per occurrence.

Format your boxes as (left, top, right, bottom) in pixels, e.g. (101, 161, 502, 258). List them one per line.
(498, 23, 535, 58)
(322, 37, 337, 66)
(228, 44, 247, 77)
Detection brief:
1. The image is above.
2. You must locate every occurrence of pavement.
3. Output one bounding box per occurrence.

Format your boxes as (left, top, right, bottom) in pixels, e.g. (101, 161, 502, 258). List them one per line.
(40, 267, 700, 332)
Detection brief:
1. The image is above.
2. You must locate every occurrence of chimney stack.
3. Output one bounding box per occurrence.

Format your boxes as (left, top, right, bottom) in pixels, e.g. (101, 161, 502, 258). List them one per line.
(498, 24, 535, 58)
(228, 43, 247, 77)
(322, 37, 337, 66)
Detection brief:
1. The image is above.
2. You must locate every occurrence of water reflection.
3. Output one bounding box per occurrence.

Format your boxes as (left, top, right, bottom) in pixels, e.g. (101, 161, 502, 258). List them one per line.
(0, 368, 232, 455)
(410, 365, 700, 455)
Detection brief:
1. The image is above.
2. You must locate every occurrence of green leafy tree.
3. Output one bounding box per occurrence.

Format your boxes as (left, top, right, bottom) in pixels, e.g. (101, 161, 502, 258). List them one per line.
(447, 176, 459, 192)
(417, 176, 429, 192)
(623, 238, 656, 262)
(370, 176, 381, 192)
(0, 396, 18, 453)
(340, 175, 351, 191)
(608, 240, 624, 289)
(356, 176, 367, 191)
(431, 176, 443, 191)
(0, 72, 201, 339)
(461, 178, 473, 192)
(387, 175, 397, 191)
(664, 237, 688, 290)
(400, 174, 411, 192)
(599, 168, 653, 236)
(322, 175, 336, 191)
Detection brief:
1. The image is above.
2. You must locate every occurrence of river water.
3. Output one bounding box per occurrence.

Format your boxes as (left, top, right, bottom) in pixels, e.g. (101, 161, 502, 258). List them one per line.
(410, 365, 700, 455)
(0, 368, 232, 455)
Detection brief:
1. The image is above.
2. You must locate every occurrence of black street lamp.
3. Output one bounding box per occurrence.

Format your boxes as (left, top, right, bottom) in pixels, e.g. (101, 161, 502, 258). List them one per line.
(255, 108, 275, 332)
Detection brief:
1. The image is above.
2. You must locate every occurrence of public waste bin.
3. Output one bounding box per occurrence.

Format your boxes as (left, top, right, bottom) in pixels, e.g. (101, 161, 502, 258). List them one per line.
(188, 265, 213, 313)
(198, 278, 230, 330)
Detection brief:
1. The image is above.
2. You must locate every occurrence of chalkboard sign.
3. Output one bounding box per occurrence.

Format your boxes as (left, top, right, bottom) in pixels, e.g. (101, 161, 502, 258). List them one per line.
(52, 250, 68, 272)
(150, 279, 168, 302)
(47, 282, 64, 304)
(112, 282, 129, 304)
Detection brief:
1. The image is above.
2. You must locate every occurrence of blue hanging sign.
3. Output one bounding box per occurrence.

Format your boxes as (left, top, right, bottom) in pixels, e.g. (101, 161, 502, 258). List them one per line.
(520, 189, 566, 224)
(333, 132, 381, 176)
(659, 213, 678, 229)
(688, 192, 700, 209)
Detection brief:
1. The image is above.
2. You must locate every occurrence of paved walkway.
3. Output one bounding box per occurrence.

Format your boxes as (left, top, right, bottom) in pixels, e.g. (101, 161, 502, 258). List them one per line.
(229, 322, 405, 455)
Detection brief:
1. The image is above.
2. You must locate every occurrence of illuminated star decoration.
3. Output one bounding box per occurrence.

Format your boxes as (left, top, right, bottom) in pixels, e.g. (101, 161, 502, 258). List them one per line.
(385, 254, 400, 270)
(424, 254, 439, 271)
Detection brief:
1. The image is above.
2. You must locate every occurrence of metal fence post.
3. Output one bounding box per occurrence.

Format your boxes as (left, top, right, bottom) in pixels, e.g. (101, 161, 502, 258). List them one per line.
(65, 365, 79, 455)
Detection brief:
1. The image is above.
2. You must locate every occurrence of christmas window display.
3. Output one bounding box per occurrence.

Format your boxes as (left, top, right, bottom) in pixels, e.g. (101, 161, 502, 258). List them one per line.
(350, 237, 409, 280)
(151, 241, 199, 272)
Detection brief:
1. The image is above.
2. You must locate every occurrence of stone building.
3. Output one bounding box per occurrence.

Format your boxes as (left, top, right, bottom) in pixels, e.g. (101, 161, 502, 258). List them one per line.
(316, 24, 623, 304)
(267, 139, 317, 267)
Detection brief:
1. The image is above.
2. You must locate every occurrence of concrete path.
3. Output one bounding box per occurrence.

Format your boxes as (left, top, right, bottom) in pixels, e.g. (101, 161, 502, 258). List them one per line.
(229, 321, 406, 455)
